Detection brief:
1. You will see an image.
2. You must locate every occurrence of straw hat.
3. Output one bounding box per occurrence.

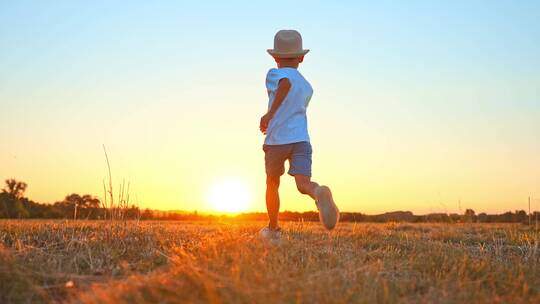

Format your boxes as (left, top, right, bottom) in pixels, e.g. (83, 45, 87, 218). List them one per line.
(267, 30, 309, 58)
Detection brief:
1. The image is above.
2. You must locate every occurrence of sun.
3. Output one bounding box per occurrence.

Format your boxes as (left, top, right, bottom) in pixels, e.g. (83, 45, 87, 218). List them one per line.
(206, 178, 251, 213)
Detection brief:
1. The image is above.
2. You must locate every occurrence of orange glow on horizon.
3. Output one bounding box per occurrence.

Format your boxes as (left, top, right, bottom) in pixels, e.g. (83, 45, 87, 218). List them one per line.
(206, 178, 252, 213)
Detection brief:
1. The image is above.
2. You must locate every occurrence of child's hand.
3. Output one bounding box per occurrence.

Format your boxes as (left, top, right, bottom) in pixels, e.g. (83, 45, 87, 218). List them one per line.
(260, 113, 273, 134)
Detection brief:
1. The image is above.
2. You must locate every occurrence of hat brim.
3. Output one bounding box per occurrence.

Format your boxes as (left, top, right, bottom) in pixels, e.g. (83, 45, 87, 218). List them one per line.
(267, 49, 309, 58)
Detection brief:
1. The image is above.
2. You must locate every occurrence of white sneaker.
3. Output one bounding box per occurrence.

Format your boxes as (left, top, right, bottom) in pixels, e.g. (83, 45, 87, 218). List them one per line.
(259, 226, 282, 241)
(315, 185, 340, 230)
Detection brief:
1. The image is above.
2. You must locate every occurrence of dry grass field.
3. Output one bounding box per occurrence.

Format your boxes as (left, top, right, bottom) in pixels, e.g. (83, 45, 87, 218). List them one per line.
(1, 220, 539, 303)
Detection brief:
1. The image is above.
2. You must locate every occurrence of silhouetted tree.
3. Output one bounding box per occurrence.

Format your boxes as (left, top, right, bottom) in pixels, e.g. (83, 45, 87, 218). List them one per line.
(500, 211, 513, 222)
(515, 210, 527, 223)
(0, 193, 29, 218)
(464, 209, 476, 223)
(0, 180, 30, 218)
(141, 208, 153, 219)
(2, 179, 27, 199)
(477, 212, 488, 223)
(0, 197, 8, 218)
(59, 194, 102, 219)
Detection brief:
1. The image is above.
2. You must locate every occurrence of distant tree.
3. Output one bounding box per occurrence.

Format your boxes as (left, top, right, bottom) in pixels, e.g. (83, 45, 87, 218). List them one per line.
(464, 209, 476, 223)
(0, 181, 30, 218)
(0, 194, 9, 218)
(424, 213, 450, 223)
(2, 179, 27, 199)
(141, 208, 153, 220)
(14, 200, 29, 218)
(64, 194, 84, 208)
(124, 205, 140, 219)
(477, 212, 488, 223)
(1, 194, 29, 218)
(515, 210, 527, 223)
(59, 194, 102, 219)
(448, 213, 460, 222)
(83, 195, 101, 208)
(500, 211, 513, 222)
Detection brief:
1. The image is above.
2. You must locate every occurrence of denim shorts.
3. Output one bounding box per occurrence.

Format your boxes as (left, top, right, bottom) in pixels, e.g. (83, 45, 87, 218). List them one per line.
(263, 141, 312, 177)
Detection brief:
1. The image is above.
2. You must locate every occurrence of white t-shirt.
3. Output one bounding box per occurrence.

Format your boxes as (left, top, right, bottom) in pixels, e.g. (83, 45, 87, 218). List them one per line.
(264, 67, 313, 145)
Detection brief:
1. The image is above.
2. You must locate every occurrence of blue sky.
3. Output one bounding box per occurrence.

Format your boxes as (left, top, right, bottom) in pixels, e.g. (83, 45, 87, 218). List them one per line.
(1, 1, 539, 213)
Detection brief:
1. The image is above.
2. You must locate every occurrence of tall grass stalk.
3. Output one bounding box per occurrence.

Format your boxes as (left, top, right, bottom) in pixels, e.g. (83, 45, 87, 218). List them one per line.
(101, 145, 133, 222)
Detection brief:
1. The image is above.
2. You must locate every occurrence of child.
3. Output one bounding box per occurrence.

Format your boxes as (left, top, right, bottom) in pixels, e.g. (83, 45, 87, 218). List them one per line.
(260, 30, 339, 239)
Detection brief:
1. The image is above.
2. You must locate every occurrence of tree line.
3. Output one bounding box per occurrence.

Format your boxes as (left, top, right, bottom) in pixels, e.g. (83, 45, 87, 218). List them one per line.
(0, 179, 536, 223)
(0, 179, 139, 219)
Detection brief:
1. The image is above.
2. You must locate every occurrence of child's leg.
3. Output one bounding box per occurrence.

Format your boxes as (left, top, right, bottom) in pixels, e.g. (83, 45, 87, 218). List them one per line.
(263, 144, 290, 229)
(296, 174, 339, 230)
(266, 175, 280, 229)
(294, 175, 319, 200)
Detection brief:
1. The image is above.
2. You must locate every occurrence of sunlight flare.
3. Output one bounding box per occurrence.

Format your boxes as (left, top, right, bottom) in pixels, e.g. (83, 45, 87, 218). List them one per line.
(207, 178, 251, 213)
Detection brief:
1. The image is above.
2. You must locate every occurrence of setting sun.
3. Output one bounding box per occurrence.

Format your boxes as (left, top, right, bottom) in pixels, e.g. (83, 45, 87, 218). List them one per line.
(207, 178, 252, 213)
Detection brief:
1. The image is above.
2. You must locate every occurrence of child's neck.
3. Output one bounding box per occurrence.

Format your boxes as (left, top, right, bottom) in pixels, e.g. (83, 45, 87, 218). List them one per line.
(277, 62, 299, 69)
(274, 56, 303, 69)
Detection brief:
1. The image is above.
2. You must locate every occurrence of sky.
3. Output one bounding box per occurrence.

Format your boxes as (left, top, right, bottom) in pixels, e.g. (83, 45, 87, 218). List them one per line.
(1, 1, 539, 214)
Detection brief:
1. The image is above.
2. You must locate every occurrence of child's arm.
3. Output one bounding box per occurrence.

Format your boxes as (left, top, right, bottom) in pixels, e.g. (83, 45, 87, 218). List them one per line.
(260, 78, 291, 134)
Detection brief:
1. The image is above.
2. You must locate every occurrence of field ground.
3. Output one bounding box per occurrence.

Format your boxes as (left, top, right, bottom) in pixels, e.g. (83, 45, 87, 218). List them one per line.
(1, 220, 539, 303)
